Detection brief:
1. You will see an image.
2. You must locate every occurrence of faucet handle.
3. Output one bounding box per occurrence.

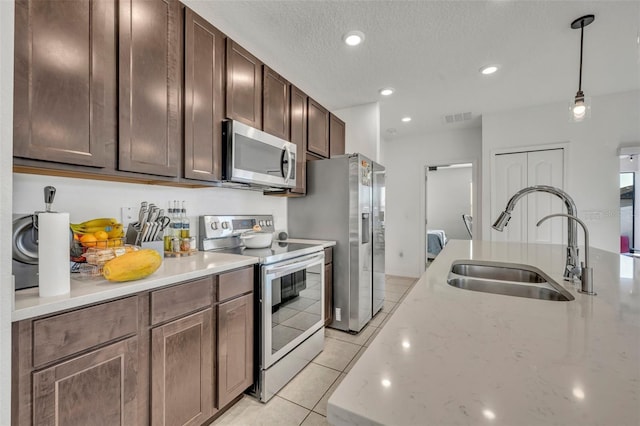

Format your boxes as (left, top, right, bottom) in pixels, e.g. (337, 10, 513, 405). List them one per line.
(578, 262, 596, 295)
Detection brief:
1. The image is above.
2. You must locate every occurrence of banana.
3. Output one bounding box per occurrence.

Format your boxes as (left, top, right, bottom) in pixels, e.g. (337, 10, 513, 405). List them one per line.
(107, 224, 125, 239)
(71, 218, 121, 235)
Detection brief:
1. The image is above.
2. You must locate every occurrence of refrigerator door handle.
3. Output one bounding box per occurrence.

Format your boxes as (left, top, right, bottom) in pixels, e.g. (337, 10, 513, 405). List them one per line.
(361, 212, 370, 244)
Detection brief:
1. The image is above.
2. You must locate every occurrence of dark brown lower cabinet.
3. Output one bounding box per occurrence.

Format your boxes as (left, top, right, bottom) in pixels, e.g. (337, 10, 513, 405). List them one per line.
(32, 337, 138, 426)
(151, 309, 215, 426)
(13, 268, 255, 426)
(218, 293, 254, 408)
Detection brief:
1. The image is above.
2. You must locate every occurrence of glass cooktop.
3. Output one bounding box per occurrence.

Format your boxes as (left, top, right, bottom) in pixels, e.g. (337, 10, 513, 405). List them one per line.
(217, 242, 323, 264)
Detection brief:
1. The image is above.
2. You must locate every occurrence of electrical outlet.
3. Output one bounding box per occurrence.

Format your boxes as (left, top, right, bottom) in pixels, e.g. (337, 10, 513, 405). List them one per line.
(121, 207, 135, 225)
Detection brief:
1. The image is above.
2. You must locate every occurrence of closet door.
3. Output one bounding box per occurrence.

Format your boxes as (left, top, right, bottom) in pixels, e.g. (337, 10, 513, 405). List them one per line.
(492, 149, 564, 244)
(493, 152, 528, 243)
(527, 149, 564, 244)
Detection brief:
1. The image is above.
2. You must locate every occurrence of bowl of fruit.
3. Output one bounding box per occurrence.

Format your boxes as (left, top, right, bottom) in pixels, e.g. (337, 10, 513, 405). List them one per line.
(70, 218, 125, 262)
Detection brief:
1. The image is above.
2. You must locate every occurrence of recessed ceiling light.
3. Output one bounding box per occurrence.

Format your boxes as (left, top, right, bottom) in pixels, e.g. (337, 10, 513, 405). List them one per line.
(343, 30, 365, 46)
(480, 65, 499, 75)
(379, 88, 394, 96)
(401, 117, 412, 122)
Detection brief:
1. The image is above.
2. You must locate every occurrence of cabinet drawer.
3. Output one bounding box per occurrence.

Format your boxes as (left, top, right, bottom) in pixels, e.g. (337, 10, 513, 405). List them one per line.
(33, 296, 138, 368)
(324, 247, 332, 264)
(150, 276, 214, 325)
(218, 267, 254, 302)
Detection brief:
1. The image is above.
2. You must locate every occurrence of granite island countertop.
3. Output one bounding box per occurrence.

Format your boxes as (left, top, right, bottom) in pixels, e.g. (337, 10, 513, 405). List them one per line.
(328, 240, 640, 426)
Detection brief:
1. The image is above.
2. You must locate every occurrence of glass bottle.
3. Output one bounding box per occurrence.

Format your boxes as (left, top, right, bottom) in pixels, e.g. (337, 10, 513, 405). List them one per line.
(171, 200, 182, 252)
(180, 201, 190, 238)
(163, 201, 174, 251)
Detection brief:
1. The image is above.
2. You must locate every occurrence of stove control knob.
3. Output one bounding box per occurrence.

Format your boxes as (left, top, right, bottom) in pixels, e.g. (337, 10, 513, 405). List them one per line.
(210, 222, 218, 230)
(266, 220, 273, 226)
(221, 222, 229, 229)
(259, 220, 265, 227)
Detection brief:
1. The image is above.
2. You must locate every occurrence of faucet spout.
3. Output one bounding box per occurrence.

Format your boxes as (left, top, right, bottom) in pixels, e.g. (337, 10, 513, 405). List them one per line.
(492, 185, 580, 280)
(537, 213, 595, 295)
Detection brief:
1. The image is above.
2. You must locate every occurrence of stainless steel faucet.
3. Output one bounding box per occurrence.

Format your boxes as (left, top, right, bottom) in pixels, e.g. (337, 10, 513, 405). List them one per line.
(537, 213, 595, 295)
(492, 185, 580, 281)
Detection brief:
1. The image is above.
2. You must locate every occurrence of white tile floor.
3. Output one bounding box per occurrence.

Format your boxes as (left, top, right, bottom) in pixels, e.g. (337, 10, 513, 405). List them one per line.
(212, 275, 418, 426)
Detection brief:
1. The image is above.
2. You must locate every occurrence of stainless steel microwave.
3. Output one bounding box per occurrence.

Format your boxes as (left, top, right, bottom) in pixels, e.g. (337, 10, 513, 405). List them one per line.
(223, 120, 296, 189)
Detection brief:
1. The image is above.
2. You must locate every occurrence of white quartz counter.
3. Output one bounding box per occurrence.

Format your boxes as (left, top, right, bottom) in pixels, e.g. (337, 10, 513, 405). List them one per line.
(13, 251, 257, 322)
(285, 238, 336, 248)
(328, 240, 640, 426)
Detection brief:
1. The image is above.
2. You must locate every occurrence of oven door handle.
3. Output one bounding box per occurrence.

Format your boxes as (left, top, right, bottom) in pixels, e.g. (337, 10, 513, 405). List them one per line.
(264, 253, 324, 277)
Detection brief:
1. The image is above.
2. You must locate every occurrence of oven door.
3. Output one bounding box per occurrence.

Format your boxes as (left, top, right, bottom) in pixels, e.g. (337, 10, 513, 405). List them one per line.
(261, 251, 324, 369)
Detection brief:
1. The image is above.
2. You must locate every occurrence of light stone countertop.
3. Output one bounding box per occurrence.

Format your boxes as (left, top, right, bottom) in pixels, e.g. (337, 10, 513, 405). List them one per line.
(328, 240, 640, 426)
(13, 251, 257, 322)
(284, 238, 336, 248)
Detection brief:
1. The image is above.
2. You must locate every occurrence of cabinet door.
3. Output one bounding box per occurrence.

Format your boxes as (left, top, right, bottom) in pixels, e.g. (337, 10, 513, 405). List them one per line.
(329, 113, 345, 158)
(13, 0, 114, 167)
(290, 86, 308, 194)
(324, 262, 333, 326)
(226, 39, 262, 129)
(119, 0, 181, 177)
(218, 293, 254, 408)
(151, 309, 214, 426)
(32, 337, 138, 426)
(263, 66, 290, 140)
(307, 98, 330, 158)
(184, 8, 225, 182)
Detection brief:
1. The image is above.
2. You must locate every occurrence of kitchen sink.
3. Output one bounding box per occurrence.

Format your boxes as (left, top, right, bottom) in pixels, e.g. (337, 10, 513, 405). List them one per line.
(447, 260, 574, 301)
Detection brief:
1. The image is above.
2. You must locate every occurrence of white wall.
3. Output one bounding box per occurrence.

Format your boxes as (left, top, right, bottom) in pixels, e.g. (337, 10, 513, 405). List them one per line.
(382, 127, 482, 278)
(0, 1, 14, 423)
(334, 102, 381, 162)
(13, 175, 288, 237)
(482, 90, 640, 253)
(427, 166, 472, 240)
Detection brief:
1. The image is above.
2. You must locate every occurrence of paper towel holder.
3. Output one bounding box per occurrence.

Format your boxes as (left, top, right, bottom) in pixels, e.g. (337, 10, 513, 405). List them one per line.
(33, 186, 57, 231)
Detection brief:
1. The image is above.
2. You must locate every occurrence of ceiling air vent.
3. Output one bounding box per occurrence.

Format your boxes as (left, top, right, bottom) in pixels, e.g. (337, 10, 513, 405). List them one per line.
(443, 112, 473, 124)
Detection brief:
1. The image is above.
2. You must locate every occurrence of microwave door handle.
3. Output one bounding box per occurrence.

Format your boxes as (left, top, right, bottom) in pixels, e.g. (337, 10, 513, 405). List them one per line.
(265, 253, 324, 277)
(284, 145, 293, 182)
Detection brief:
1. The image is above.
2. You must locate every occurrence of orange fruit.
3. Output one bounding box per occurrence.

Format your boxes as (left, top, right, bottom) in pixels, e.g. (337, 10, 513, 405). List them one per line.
(94, 231, 109, 248)
(94, 230, 109, 241)
(80, 234, 97, 247)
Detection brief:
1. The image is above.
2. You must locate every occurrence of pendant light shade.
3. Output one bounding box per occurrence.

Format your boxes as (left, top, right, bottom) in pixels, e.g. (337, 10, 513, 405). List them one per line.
(569, 14, 595, 122)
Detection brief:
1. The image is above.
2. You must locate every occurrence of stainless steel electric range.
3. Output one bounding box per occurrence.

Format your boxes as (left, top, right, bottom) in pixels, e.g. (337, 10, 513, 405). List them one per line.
(199, 215, 325, 402)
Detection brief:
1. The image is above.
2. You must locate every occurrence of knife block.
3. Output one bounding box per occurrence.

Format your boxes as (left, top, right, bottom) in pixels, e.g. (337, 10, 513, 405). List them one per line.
(125, 225, 164, 258)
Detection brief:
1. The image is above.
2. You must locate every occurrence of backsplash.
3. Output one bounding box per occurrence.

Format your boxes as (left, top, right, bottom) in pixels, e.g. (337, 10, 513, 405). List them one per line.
(13, 174, 288, 239)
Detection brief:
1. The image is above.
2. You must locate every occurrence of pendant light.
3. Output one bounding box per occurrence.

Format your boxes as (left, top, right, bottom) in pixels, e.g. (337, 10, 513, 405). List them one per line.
(570, 14, 595, 122)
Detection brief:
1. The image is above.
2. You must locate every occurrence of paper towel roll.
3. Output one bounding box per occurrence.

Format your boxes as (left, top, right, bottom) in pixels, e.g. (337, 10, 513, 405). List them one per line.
(38, 212, 71, 297)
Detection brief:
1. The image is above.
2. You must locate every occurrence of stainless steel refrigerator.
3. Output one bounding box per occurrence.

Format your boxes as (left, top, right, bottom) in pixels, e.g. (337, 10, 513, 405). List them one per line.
(288, 154, 385, 333)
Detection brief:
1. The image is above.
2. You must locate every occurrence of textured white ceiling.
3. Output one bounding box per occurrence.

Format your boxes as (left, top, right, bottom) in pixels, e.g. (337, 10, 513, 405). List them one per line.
(188, 0, 640, 140)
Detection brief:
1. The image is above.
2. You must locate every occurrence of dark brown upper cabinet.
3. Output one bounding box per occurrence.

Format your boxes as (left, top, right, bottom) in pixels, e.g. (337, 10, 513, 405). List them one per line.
(13, 0, 115, 167)
(118, 0, 181, 177)
(226, 39, 263, 129)
(329, 113, 346, 157)
(307, 98, 330, 158)
(289, 86, 308, 194)
(184, 8, 225, 182)
(262, 66, 290, 141)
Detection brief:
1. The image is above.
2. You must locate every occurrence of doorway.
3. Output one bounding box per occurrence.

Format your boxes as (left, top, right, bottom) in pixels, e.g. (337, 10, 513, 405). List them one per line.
(620, 172, 635, 253)
(425, 163, 473, 266)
